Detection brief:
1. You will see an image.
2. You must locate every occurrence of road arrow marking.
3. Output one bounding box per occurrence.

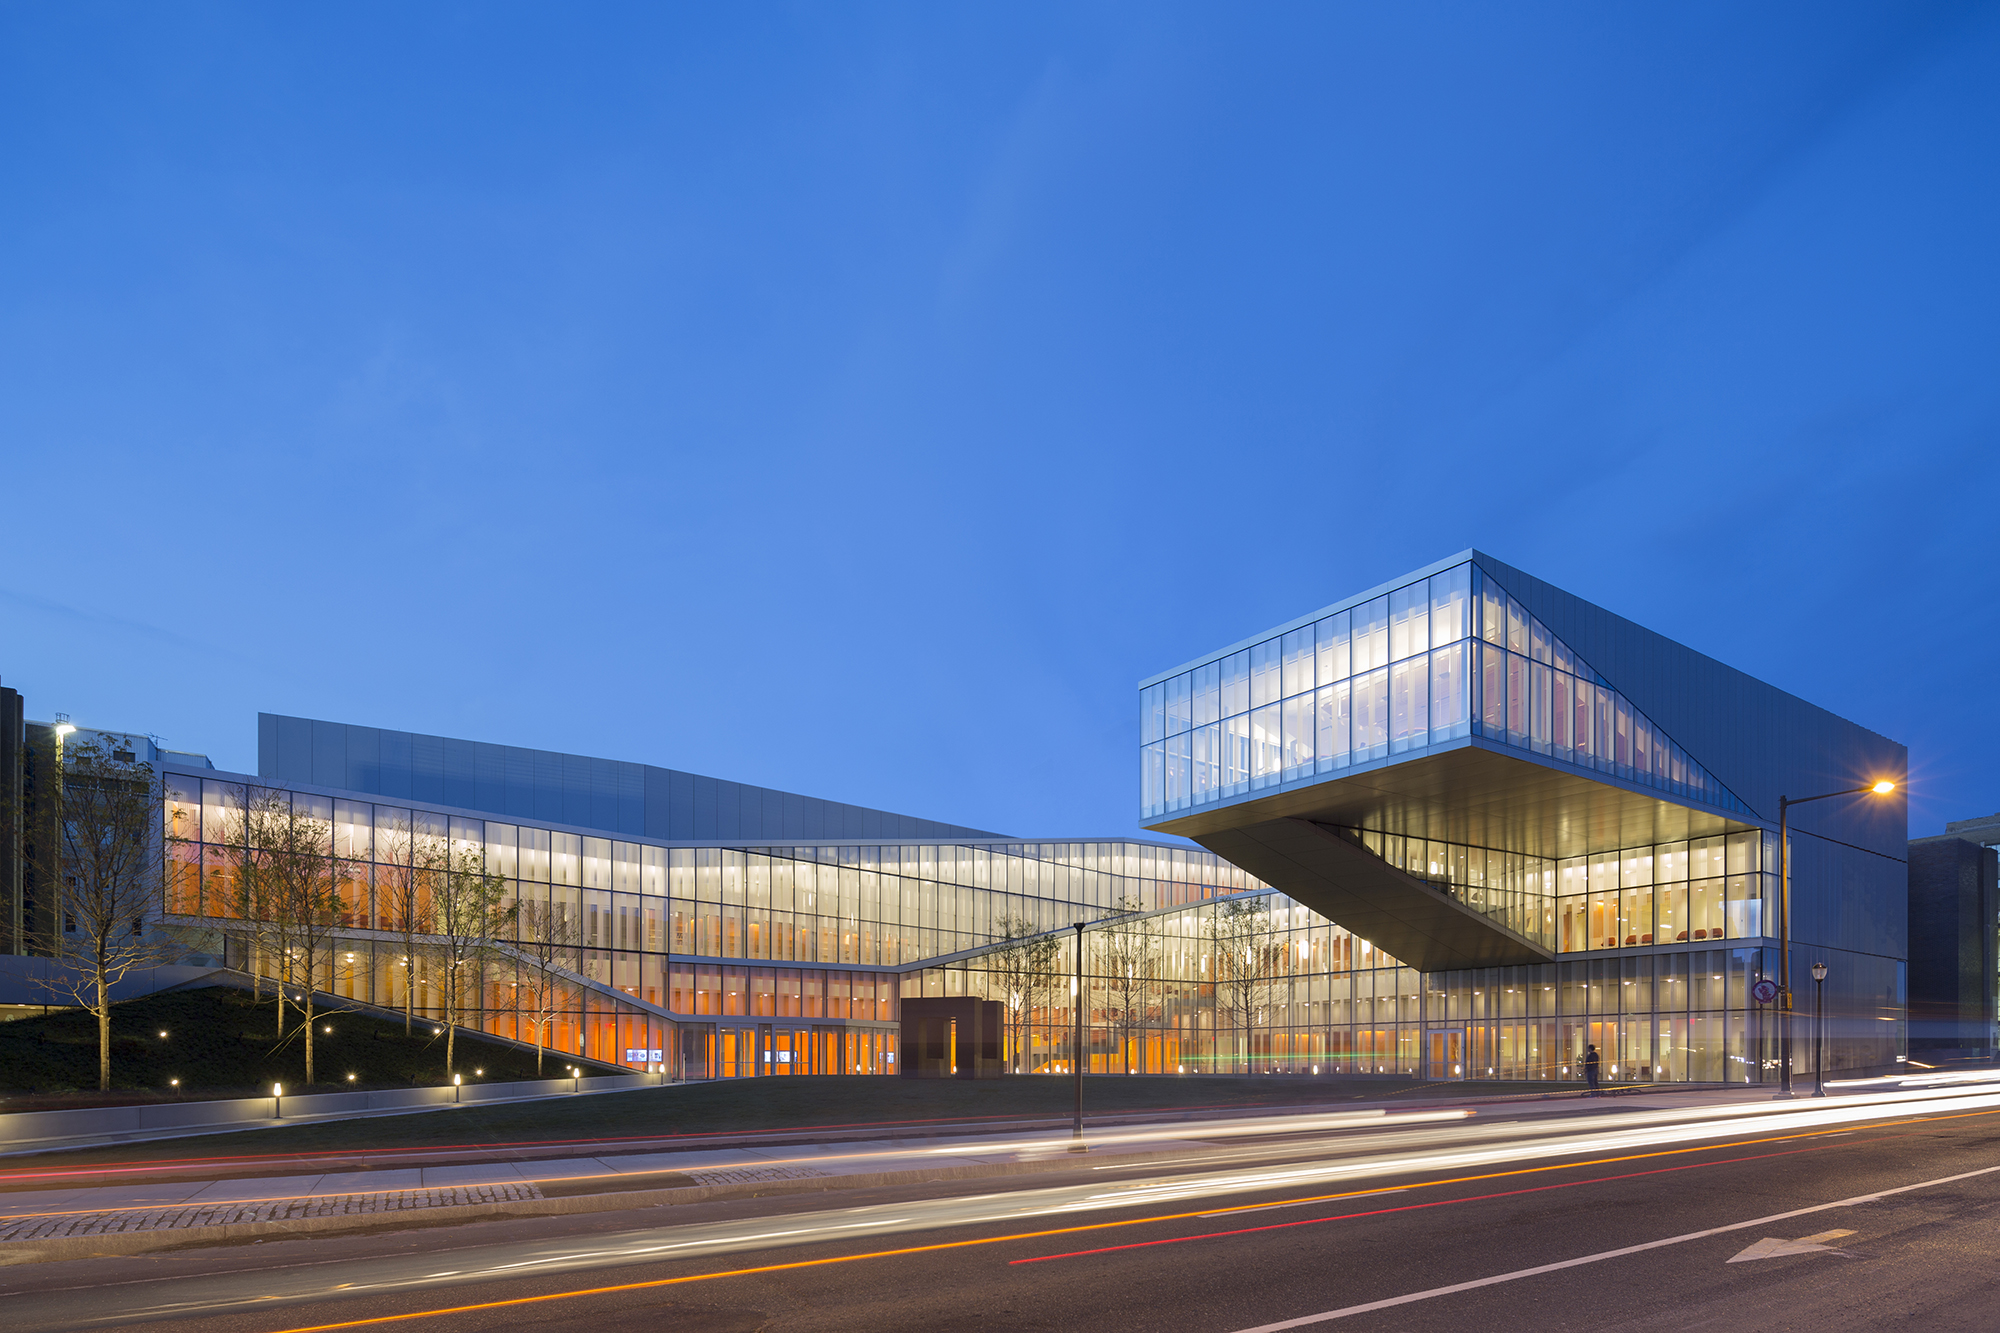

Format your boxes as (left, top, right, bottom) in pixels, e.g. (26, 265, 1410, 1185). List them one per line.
(1728, 1229, 1855, 1263)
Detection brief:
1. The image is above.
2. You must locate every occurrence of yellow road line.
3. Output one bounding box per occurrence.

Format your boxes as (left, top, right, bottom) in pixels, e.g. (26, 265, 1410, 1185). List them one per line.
(259, 1111, 1996, 1332)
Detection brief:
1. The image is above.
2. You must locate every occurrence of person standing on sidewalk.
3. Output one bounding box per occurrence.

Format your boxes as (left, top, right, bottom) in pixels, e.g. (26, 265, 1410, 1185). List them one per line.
(1583, 1043, 1601, 1096)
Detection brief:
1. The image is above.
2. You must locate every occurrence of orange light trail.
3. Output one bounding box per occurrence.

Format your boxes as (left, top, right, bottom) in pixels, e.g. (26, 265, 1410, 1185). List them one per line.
(252, 1113, 1993, 1333)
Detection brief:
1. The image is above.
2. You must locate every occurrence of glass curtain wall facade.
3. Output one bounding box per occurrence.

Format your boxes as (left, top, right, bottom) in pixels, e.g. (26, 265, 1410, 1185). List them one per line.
(909, 830, 1893, 1084)
(157, 768, 1882, 1086)
(1141, 561, 1753, 823)
(160, 770, 1278, 1079)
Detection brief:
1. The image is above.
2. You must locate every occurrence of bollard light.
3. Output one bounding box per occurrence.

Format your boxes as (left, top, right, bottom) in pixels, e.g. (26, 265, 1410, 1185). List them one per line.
(453, 1072, 462, 1103)
(273, 1083, 283, 1118)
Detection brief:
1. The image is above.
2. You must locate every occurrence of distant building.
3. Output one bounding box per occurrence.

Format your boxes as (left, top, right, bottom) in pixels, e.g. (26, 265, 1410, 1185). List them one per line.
(1909, 816, 2000, 1060)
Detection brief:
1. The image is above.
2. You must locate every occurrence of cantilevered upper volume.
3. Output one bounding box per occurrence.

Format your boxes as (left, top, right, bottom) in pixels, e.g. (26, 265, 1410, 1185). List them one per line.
(1137, 551, 1903, 972)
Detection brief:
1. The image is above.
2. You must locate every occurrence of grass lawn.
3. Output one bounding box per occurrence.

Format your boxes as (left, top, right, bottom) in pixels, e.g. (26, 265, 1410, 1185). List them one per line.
(0, 986, 620, 1107)
(20, 1069, 1603, 1167)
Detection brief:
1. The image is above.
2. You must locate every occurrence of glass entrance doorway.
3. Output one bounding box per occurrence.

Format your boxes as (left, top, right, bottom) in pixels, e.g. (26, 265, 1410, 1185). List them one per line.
(758, 1025, 803, 1074)
(1428, 1029, 1465, 1079)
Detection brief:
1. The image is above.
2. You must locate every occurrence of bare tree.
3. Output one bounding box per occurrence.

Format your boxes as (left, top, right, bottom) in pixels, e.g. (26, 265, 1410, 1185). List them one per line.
(227, 792, 303, 1039)
(374, 814, 447, 1035)
(214, 791, 348, 1085)
(1209, 896, 1276, 1076)
(204, 785, 286, 1021)
(1098, 897, 1159, 1074)
(512, 894, 579, 1076)
(981, 913, 1065, 1073)
(431, 845, 516, 1076)
(272, 796, 344, 1087)
(31, 735, 177, 1091)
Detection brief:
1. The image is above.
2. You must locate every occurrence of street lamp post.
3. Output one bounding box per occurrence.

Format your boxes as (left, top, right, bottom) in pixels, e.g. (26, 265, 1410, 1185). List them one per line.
(1778, 781, 1896, 1098)
(1071, 921, 1087, 1152)
(1812, 961, 1829, 1098)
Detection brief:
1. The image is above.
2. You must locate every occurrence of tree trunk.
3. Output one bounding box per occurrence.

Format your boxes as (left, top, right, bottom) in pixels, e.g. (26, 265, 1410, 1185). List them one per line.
(444, 964, 457, 1075)
(97, 968, 111, 1093)
(403, 951, 413, 1035)
(275, 949, 287, 1038)
(303, 952, 316, 1086)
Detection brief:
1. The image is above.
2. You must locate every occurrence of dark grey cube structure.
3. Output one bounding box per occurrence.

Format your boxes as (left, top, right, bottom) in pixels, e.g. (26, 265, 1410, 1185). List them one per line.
(899, 997, 1005, 1078)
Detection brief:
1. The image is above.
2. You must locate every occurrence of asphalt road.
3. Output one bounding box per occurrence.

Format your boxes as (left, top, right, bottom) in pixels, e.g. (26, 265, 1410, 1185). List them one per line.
(9, 1084, 2000, 1333)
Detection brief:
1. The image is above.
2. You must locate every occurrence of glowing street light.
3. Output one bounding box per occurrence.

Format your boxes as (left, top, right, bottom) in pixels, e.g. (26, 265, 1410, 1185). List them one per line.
(1777, 779, 1898, 1097)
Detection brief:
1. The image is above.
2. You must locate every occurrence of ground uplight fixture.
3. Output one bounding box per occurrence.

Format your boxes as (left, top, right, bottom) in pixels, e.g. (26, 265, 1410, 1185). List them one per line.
(159, 1030, 168, 1038)
(169, 1078, 179, 1087)
(347, 1073, 357, 1082)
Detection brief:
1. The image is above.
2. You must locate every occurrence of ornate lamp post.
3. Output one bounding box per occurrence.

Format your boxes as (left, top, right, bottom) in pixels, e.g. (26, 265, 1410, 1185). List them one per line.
(1811, 960, 1830, 1098)
(1071, 921, 1087, 1152)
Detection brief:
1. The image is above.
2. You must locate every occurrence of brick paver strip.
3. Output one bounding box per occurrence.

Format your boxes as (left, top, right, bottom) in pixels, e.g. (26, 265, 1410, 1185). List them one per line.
(682, 1165, 830, 1185)
(0, 1182, 545, 1242)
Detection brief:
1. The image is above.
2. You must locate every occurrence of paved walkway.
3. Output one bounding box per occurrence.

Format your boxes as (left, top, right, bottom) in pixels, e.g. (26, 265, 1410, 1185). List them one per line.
(1, 1182, 545, 1241)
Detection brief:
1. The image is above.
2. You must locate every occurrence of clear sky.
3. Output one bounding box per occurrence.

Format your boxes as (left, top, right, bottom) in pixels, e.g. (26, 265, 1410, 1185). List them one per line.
(1, 4, 1993, 841)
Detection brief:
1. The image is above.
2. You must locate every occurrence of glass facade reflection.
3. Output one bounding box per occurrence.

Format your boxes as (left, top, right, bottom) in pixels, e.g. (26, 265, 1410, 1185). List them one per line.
(162, 771, 1281, 1079)
(1132, 551, 1907, 1084)
(1141, 562, 1752, 822)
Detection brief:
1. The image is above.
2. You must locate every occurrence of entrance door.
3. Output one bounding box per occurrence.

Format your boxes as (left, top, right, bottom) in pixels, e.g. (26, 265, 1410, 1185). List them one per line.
(1428, 1030, 1465, 1079)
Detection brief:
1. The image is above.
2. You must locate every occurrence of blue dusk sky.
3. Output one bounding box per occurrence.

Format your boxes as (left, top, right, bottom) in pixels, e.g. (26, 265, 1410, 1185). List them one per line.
(1, 4, 1994, 840)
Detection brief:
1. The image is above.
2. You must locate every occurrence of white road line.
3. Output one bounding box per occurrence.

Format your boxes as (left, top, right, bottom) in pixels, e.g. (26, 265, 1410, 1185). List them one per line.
(1227, 1162, 2000, 1331)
